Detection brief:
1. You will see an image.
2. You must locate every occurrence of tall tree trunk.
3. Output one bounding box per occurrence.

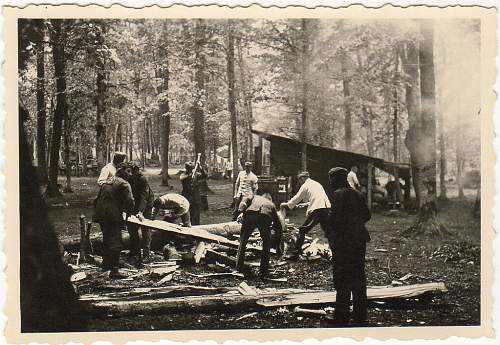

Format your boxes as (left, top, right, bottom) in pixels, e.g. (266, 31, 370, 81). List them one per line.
(95, 23, 107, 168)
(63, 111, 73, 193)
(192, 19, 207, 165)
(392, 51, 403, 203)
(438, 109, 448, 200)
(95, 68, 107, 167)
(363, 105, 374, 156)
(128, 114, 133, 161)
(340, 50, 352, 151)
(300, 19, 310, 171)
(456, 127, 465, 199)
(237, 38, 254, 161)
(227, 24, 239, 187)
(404, 20, 446, 236)
(36, 24, 48, 184)
(158, 25, 171, 186)
(400, 40, 422, 205)
(46, 20, 67, 197)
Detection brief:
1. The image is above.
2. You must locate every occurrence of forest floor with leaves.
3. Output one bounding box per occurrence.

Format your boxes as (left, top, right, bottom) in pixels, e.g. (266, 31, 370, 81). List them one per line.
(47, 168, 481, 330)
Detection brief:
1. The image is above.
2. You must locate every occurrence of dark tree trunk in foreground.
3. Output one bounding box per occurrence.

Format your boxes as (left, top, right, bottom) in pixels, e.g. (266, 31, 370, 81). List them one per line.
(46, 20, 67, 197)
(227, 24, 239, 188)
(341, 49, 352, 151)
(36, 23, 48, 184)
(192, 19, 207, 165)
(404, 20, 447, 237)
(20, 104, 87, 332)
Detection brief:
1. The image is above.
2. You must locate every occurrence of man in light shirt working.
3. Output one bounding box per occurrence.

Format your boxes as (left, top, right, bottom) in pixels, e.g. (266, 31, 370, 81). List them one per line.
(280, 171, 331, 257)
(347, 166, 361, 191)
(232, 161, 259, 220)
(97, 151, 127, 186)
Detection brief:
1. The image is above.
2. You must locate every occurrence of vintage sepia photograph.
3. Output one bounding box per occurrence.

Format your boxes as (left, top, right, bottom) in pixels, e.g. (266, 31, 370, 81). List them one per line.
(4, 4, 496, 343)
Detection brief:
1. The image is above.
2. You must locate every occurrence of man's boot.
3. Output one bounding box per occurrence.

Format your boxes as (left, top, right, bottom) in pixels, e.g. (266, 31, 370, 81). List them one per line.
(352, 302, 368, 327)
(142, 248, 152, 264)
(332, 303, 350, 327)
(109, 251, 127, 279)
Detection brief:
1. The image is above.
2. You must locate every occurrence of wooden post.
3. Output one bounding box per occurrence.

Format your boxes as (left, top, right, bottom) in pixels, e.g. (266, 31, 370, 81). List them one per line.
(86, 221, 94, 255)
(79, 214, 87, 261)
(367, 159, 373, 210)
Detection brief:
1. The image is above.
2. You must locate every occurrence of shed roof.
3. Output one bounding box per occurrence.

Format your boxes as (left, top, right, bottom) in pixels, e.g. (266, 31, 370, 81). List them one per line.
(252, 129, 411, 179)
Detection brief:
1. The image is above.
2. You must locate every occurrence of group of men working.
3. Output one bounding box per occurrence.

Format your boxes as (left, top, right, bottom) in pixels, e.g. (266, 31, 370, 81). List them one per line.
(93, 152, 206, 278)
(93, 153, 370, 326)
(231, 163, 371, 326)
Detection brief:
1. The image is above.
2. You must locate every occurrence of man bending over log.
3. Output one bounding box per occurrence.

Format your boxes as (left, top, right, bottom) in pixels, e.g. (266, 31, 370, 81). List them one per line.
(93, 163, 135, 279)
(235, 189, 283, 278)
(126, 162, 155, 266)
(152, 193, 192, 227)
(327, 167, 371, 327)
(280, 171, 331, 258)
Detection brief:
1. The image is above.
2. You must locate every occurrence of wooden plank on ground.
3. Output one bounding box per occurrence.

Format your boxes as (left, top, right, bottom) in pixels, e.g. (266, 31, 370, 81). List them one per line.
(256, 282, 447, 307)
(84, 282, 447, 317)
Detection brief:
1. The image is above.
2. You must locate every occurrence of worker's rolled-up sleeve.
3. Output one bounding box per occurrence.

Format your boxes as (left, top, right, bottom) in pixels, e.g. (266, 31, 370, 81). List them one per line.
(286, 185, 305, 210)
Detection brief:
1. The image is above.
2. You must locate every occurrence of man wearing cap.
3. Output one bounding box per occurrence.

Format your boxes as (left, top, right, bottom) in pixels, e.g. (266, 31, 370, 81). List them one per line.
(97, 151, 126, 186)
(235, 189, 284, 278)
(152, 193, 191, 227)
(126, 162, 155, 265)
(180, 161, 207, 225)
(280, 171, 331, 257)
(328, 167, 371, 326)
(233, 161, 259, 220)
(93, 163, 134, 279)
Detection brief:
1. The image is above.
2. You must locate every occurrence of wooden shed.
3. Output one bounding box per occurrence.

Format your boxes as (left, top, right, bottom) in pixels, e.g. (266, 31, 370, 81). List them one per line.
(252, 130, 412, 208)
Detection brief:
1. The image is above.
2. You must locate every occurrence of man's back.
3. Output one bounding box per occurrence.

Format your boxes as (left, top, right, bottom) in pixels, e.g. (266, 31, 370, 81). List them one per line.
(94, 177, 134, 223)
(330, 187, 371, 243)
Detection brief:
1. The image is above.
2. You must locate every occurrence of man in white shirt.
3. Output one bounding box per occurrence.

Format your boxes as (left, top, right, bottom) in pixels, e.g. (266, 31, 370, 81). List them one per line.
(347, 166, 361, 191)
(232, 161, 259, 220)
(97, 151, 126, 186)
(280, 171, 331, 256)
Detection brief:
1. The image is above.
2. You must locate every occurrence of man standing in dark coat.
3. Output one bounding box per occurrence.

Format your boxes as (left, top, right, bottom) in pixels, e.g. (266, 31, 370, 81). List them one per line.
(93, 164, 135, 279)
(126, 162, 155, 265)
(328, 167, 371, 326)
(180, 161, 207, 225)
(235, 190, 284, 278)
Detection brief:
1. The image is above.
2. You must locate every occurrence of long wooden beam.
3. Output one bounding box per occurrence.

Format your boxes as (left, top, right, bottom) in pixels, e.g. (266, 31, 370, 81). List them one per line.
(83, 282, 447, 318)
(127, 216, 261, 251)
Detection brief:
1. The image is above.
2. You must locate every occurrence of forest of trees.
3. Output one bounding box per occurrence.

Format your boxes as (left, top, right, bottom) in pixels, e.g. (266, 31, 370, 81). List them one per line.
(18, 18, 481, 221)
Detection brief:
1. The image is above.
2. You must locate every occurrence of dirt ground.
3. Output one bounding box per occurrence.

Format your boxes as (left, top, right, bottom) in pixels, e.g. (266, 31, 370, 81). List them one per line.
(47, 168, 481, 331)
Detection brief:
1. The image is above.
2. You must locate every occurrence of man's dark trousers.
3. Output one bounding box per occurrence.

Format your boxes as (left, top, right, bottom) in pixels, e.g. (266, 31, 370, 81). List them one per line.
(333, 241, 367, 326)
(127, 206, 153, 258)
(100, 222, 124, 270)
(236, 211, 272, 275)
(295, 208, 330, 252)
